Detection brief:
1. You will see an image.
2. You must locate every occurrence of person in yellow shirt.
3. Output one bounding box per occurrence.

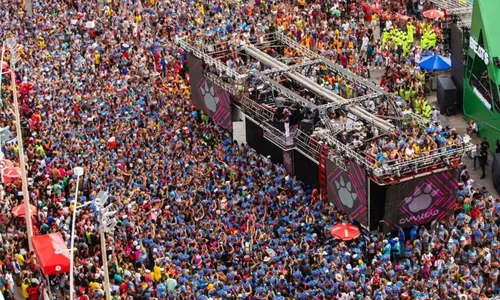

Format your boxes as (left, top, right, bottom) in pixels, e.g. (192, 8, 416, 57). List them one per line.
(39, 38, 46, 49)
(371, 14, 378, 28)
(21, 278, 30, 299)
(295, 19, 303, 30)
(95, 53, 101, 66)
(16, 253, 25, 267)
(105, 7, 114, 18)
(134, 13, 142, 24)
(89, 281, 100, 292)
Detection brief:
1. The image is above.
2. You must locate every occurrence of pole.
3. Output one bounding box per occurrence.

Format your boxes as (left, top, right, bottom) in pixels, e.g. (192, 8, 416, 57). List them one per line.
(0, 42, 5, 108)
(99, 221, 112, 300)
(25, 0, 33, 17)
(69, 173, 81, 300)
(367, 175, 371, 231)
(9, 50, 34, 252)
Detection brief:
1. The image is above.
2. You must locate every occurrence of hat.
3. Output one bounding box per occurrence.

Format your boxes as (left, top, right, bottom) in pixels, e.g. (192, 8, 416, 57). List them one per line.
(263, 256, 270, 262)
(335, 273, 343, 281)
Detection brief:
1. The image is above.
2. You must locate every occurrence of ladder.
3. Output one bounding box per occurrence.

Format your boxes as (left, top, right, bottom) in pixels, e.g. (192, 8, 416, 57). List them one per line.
(318, 144, 330, 201)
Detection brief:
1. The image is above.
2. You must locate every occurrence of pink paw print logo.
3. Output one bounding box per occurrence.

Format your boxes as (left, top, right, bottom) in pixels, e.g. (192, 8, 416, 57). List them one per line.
(199, 81, 219, 113)
(404, 184, 438, 213)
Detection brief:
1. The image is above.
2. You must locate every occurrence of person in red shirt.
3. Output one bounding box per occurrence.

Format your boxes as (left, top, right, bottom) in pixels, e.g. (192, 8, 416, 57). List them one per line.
(28, 284, 40, 300)
(340, 53, 348, 69)
(119, 281, 128, 294)
(470, 206, 482, 220)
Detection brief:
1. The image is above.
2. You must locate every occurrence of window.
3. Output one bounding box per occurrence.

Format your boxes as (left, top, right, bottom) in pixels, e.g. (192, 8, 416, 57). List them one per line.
(468, 31, 496, 111)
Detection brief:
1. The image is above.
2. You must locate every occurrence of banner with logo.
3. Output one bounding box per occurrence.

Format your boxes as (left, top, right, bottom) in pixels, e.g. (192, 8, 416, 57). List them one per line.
(384, 169, 459, 230)
(187, 54, 232, 130)
(327, 159, 368, 225)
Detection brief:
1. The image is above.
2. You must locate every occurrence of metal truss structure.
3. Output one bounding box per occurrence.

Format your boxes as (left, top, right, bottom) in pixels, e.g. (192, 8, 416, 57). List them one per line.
(203, 71, 240, 95)
(317, 57, 403, 119)
(249, 72, 319, 111)
(260, 58, 323, 76)
(242, 44, 395, 132)
(274, 32, 320, 59)
(176, 38, 244, 81)
(319, 93, 384, 111)
(239, 96, 275, 122)
(428, 0, 472, 13)
(429, 0, 473, 27)
(179, 35, 474, 183)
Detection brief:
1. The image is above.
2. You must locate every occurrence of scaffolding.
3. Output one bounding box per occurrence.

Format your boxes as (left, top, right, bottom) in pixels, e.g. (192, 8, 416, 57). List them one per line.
(260, 59, 323, 76)
(429, 0, 473, 27)
(179, 35, 474, 183)
(249, 73, 319, 110)
(176, 38, 245, 81)
(240, 96, 275, 122)
(242, 44, 396, 132)
(203, 71, 240, 95)
(319, 93, 384, 111)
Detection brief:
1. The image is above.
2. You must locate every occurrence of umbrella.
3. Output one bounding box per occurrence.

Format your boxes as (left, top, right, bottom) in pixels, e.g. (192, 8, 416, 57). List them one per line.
(0, 159, 14, 170)
(330, 223, 360, 241)
(32, 233, 70, 275)
(2, 166, 22, 183)
(419, 55, 451, 71)
(11, 203, 37, 217)
(422, 9, 444, 19)
(0, 126, 16, 143)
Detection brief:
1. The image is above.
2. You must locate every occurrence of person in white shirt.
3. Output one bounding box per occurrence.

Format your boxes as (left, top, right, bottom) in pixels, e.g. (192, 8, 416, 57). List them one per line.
(405, 145, 415, 159)
(385, 19, 393, 31)
(431, 108, 439, 123)
(361, 35, 369, 53)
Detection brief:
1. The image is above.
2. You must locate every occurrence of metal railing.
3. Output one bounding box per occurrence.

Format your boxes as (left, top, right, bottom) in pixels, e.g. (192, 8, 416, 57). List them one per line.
(262, 125, 295, 150)
(294, 130, 322, 163)
(204, 71, 240, 95)
(176, 38, 243, 81)
(274, 32, 320, 59)
(240, 96, 275, 122)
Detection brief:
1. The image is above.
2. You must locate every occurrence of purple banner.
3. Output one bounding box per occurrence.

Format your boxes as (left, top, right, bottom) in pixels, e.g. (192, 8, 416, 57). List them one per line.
(327, 160, 368, 225)
(384, 169, 459, 230)
(188, 54, 232, 130)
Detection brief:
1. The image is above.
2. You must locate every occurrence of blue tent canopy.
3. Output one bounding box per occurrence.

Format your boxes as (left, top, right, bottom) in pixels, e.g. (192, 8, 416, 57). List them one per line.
(419, 55, 451, 71)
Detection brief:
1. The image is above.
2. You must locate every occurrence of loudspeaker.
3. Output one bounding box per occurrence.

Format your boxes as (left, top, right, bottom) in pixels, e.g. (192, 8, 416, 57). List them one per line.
(300, 119, 313, 133)
(437, 76, 458, 115)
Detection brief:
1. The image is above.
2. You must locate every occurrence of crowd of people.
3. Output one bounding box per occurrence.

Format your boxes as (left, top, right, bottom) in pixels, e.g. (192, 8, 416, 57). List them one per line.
(0, 0, 499, 299)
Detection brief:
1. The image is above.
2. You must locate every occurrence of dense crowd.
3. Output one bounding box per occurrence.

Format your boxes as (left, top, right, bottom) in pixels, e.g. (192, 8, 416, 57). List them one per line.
(0, 0, 499, 299)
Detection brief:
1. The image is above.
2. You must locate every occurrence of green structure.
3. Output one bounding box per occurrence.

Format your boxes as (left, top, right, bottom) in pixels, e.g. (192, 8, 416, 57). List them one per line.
(463, 0, 500, 151)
